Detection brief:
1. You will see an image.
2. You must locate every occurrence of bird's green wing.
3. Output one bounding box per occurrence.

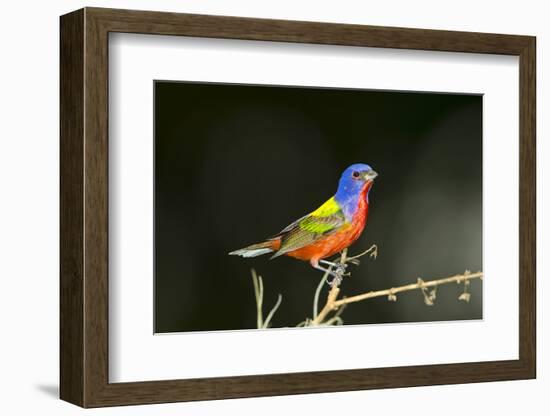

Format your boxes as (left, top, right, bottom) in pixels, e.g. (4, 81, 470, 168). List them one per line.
(271, 197, 346, 258)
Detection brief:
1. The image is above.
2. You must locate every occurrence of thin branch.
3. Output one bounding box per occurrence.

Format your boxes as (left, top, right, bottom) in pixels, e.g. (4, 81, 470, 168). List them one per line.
(251, 269, 263, 329)
(313, 284, 341, 325)
(346, 244, 378, 262)
(263, 294, 283, 328)
(250, 247, 481, 330)
(322, 304, 347, 326)
(313, 267, 331, 319)
(251, 269, 283, 329)
(335, 272, 482, 307)
(259, 273, 264, 305)
(310, 246, 376, 324)
(310, 270, 482, 325)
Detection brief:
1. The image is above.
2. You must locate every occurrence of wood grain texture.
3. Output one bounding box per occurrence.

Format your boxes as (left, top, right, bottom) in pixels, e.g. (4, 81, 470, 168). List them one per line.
(89, 7, 532, 54)
(59, 8, 84, 407)
(518, 38, 536, 375)
(59, 7, 537, 408)
(83, 10, 110, 406)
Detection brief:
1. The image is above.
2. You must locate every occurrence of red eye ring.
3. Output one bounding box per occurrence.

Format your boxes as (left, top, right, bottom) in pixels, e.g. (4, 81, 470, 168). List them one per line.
(352, 171, 360, 179)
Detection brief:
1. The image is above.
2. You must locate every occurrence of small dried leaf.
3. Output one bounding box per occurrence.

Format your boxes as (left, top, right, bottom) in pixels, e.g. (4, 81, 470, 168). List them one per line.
(388, 293, 397, 302)
(458, 292, 471, 303)
(429, 289, 437, 300)
(424, 296, 434, 306)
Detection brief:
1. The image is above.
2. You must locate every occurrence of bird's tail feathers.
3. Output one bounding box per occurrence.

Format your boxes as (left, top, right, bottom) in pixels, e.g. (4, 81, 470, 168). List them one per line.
(229, 240, 278, 258)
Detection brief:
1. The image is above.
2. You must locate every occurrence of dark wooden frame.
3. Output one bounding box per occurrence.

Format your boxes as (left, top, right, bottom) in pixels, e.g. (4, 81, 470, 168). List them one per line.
(60, 7, 536, 408)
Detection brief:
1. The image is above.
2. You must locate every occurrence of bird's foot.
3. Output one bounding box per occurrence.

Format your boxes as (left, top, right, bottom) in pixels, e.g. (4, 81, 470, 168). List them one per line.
(327, 265, 349, 287)
(320, 259, 348, 272)
(334, 262, 348, 276)
(314, 261, 349, 287)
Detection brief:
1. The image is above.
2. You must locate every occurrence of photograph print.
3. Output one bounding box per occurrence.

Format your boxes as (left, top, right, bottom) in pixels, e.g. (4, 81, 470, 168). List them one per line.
(154, 81, 482, 333)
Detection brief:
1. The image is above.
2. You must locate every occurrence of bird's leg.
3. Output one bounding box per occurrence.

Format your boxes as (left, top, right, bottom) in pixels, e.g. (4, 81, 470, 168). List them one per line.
(320, 260, 348, 286)
(319, 259, 348, 275)
(312, 260, 348, 287)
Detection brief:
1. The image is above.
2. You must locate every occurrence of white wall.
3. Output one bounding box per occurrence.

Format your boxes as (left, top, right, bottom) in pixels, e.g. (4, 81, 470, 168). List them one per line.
(0, 1, 545, 414)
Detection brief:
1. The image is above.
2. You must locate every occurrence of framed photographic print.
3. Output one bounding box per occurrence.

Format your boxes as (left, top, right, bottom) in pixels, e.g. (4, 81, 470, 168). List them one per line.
(60, 7, 536, 407)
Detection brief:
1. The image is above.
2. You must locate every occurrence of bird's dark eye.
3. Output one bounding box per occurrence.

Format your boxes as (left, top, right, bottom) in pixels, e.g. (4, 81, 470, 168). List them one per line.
(352, 171, 360, 179)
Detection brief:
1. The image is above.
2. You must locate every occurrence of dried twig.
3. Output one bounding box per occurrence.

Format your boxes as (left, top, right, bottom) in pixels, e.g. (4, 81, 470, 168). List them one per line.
(312, 268, 331, 318)
(249, 246, 482, 329)
(311, 246, 376, 325)
(310, 270, 482, 326)
(264, 294, 282, 328)
(251, 269, 283, 329)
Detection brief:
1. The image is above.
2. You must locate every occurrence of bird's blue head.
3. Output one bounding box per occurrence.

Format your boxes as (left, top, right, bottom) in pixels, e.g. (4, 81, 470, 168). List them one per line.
(334, 163, 378, 218)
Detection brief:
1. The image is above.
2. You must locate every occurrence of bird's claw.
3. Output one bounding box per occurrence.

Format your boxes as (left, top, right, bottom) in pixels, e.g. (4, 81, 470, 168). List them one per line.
(327, 263, 349, 287)
(335, 263, 348, 275)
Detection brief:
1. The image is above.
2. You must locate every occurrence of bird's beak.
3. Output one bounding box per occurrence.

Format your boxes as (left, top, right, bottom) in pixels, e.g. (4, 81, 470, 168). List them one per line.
(364, 170, 378, 181)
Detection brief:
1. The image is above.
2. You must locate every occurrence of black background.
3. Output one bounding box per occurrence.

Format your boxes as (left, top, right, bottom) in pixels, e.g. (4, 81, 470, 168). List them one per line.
(154, 81, 482, 333)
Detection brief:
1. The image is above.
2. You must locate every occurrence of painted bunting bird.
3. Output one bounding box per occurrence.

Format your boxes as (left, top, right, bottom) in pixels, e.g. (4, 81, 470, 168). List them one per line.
(229, 163, 377, 280)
